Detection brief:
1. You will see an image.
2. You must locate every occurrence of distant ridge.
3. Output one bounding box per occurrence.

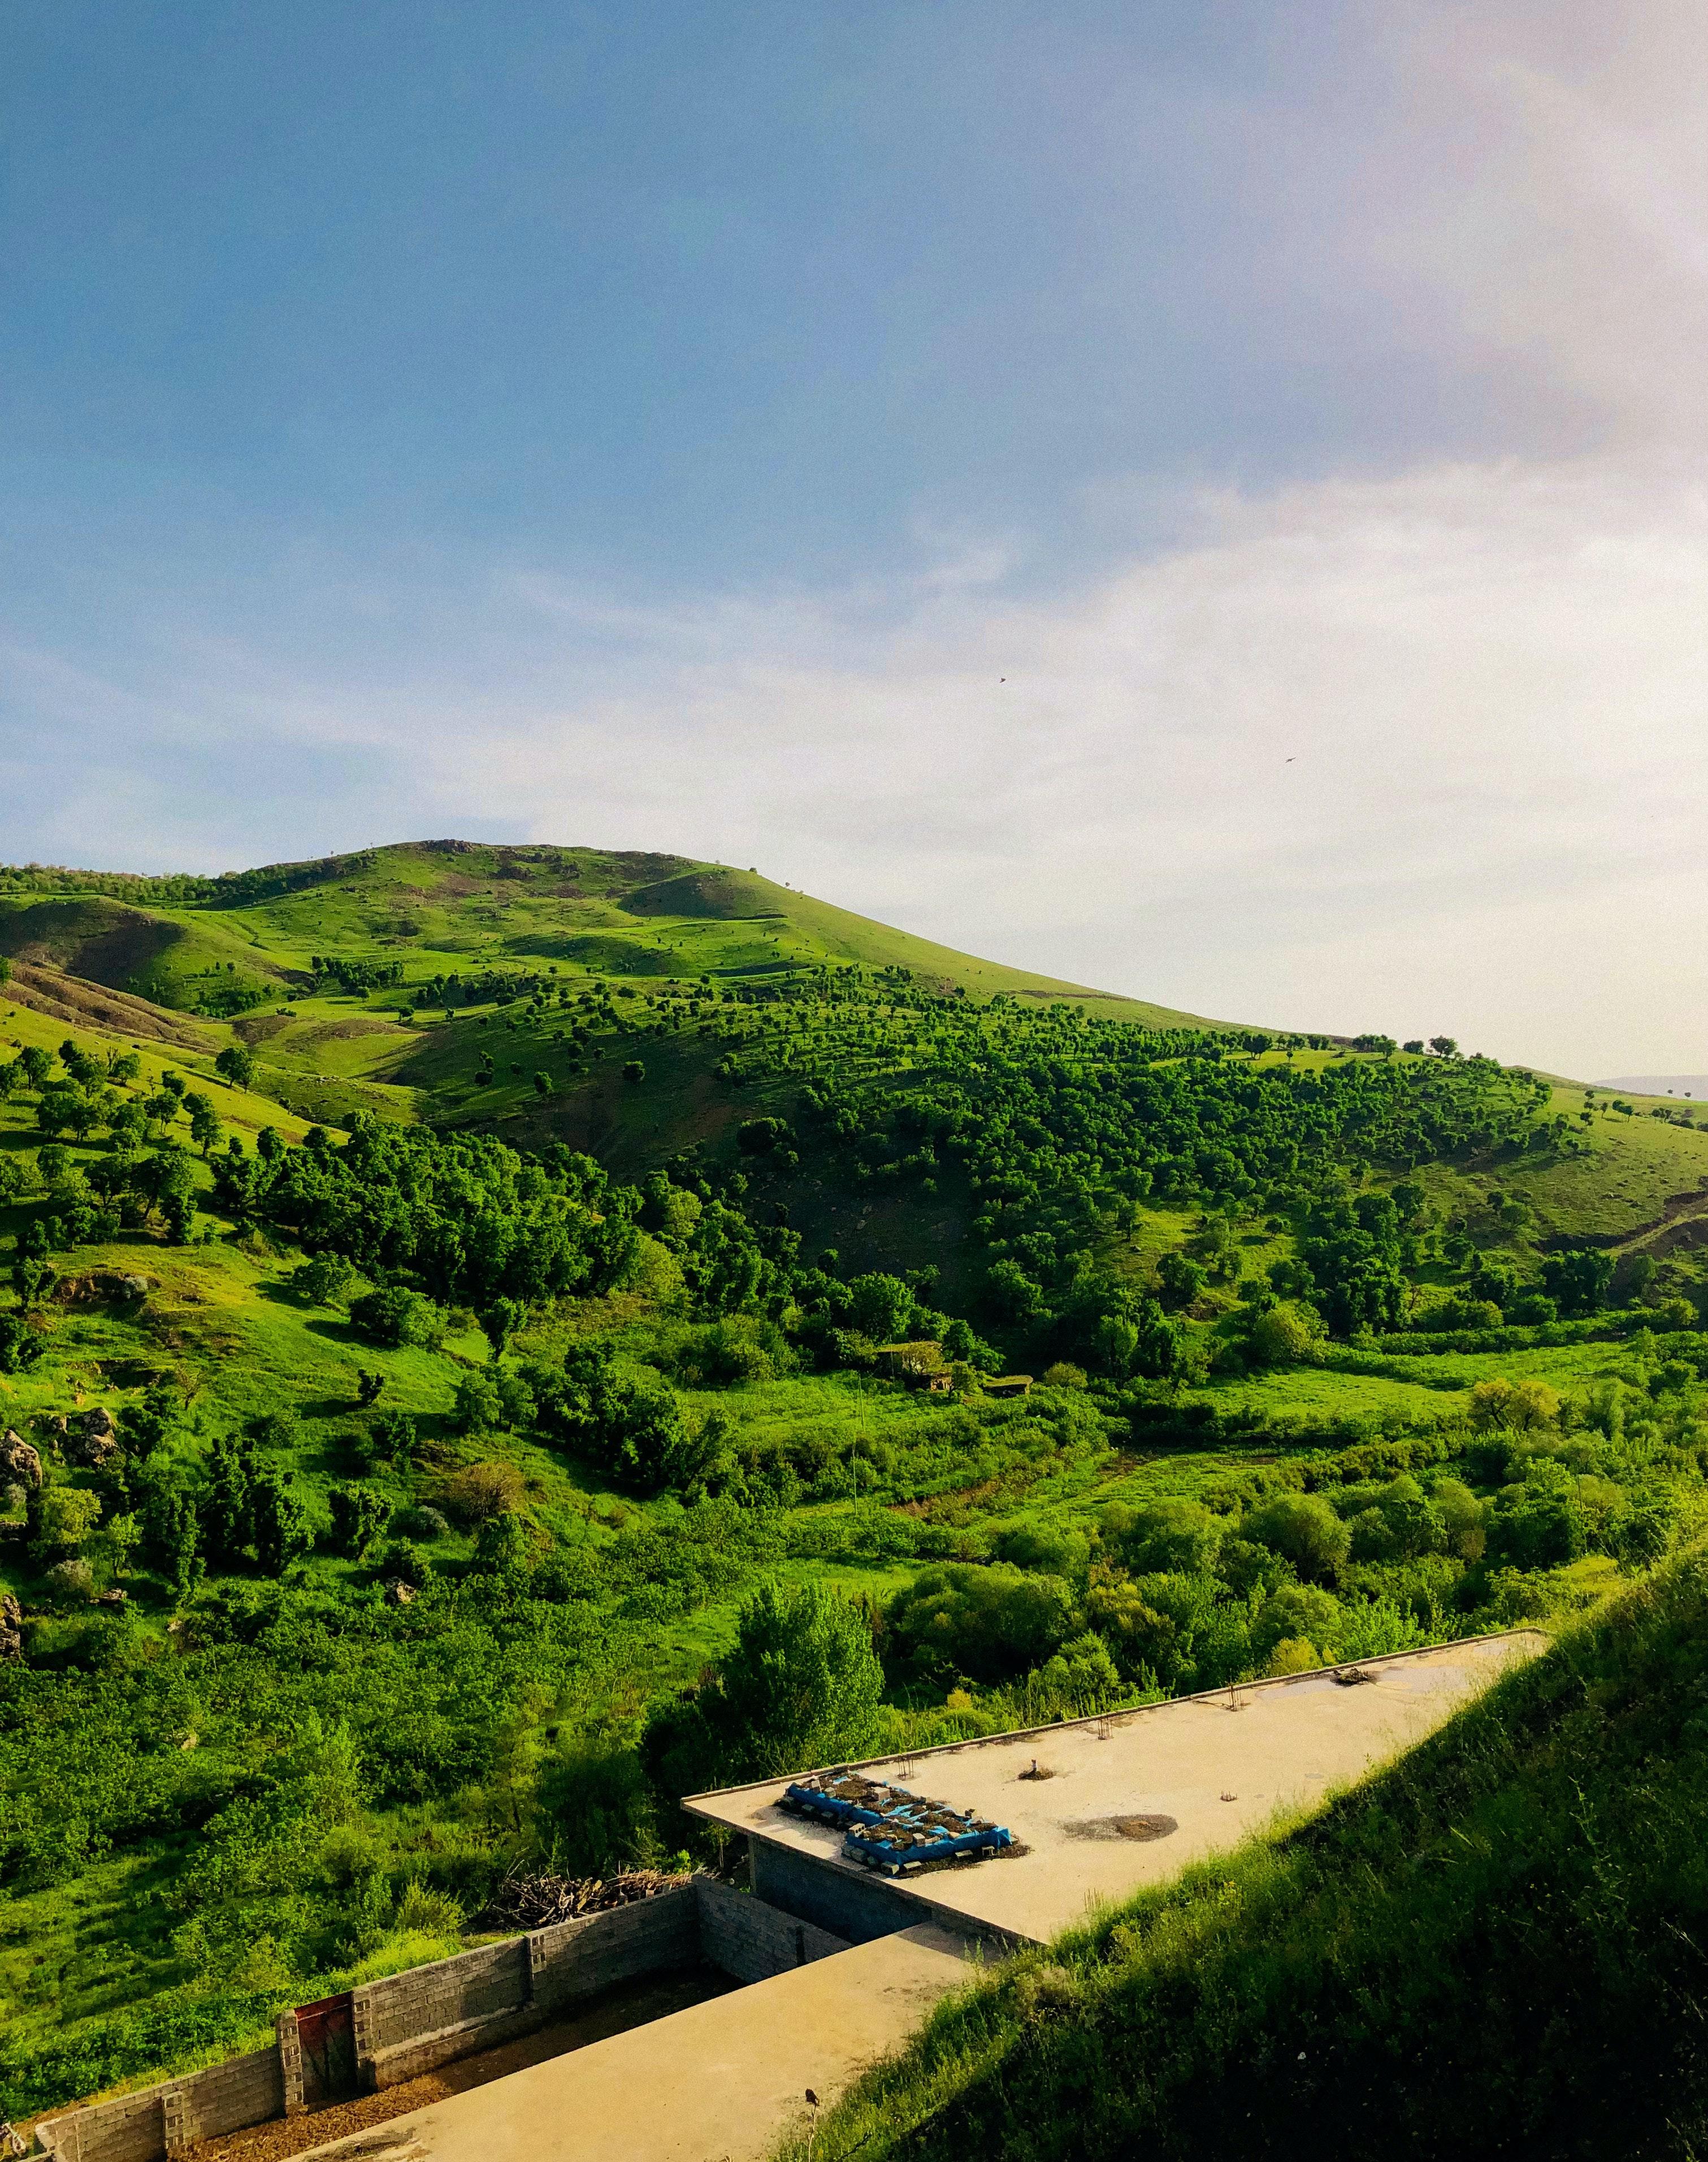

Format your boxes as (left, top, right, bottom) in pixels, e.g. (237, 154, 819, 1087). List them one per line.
(1601, 1076, 1708, 1099)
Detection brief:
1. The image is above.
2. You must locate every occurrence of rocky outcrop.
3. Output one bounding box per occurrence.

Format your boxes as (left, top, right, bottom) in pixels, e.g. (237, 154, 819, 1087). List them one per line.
(0, 1429, 43, 1488)
(62, 1408, 122, 1471)
(56, 1271, 155, 1307)
(0, 1591, 23, 1660)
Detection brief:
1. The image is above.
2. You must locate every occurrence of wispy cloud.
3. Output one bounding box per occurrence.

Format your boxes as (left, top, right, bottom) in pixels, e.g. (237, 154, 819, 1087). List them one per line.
(3, 1, 1704, 1078)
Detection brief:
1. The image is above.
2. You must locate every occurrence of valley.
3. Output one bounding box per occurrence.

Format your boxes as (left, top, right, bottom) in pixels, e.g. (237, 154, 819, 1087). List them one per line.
(3, 840, 1708, 2145)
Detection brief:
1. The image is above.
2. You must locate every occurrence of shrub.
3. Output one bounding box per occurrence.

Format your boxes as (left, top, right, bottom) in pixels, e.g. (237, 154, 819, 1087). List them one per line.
(1244, 1492, 1351, 1585)
(1248, 1302, 1325, 1365)
(889, 1563, 1074, 1686)
(392, 1505, 450, 1541)
(349, 1286, 446, 1350)
(373, 1538, 433, 1587)
(439, 1461, 524, 1524)
(41, 1558, 94, 1608)
(393, 1879, 464, 1939)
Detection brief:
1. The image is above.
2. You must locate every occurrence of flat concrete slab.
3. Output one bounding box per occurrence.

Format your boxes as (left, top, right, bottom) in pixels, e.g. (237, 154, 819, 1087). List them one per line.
(294, 1926, 970, 2162)
(687, 1632, 1547, 1946)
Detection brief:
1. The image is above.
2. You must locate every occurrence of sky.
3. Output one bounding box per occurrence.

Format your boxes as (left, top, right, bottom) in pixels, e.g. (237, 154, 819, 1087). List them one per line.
(2, 1, 1704, 1080)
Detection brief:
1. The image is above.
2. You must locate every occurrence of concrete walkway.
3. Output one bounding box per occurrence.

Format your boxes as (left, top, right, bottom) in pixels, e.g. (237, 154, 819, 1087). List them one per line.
(297, 1925, 970, 2162)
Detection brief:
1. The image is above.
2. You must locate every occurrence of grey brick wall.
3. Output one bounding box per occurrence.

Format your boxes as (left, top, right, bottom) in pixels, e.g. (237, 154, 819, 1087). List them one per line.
(749, 1838, 929, 1945)
(695, 1878, 846, 1982)
(359, 1938, 530, 2053)
(32, 1876, 843, 2159)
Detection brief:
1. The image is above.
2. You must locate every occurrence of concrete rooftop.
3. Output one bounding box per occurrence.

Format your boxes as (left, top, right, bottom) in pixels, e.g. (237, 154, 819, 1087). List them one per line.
(686, 1632, 1547, 1946)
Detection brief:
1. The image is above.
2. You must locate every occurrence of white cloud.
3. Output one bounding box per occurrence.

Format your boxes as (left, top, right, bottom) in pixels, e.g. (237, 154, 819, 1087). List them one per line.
(4, 0, 1705, 1080)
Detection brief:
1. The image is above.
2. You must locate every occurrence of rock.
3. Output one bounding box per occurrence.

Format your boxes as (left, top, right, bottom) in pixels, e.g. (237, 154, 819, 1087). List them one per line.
(61, 1420, 122, 1471)
(55, 1270, 156, 1307)
(0, 1431, 42, 1489)
(77, 1406, 117, 1441)
(0, 1590, 22, 1660)
(95, 1588, 128, 1606)
(383, 1579, 418, 1606)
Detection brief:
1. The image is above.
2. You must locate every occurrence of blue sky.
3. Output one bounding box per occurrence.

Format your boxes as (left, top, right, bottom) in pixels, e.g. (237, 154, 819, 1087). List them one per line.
(3, 2, 1705, 1075)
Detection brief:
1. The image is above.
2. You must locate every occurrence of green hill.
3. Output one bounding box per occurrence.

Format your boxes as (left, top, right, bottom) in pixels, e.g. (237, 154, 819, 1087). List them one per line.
(3, 839, 1708, 2130)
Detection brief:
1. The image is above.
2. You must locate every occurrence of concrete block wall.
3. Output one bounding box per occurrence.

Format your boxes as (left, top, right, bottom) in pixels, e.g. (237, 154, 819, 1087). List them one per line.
(532, 1882, 701, 2015)
(695, 1878, 846, 1982)
(362, 1886, 702, 2091)
(163, 2050, 283, 2148)
(36, 2085, 166, 2162)
(750, 1837, 932, 1946)
(32, 1879, 842, 2160)
(359, 1936, 530, 2054)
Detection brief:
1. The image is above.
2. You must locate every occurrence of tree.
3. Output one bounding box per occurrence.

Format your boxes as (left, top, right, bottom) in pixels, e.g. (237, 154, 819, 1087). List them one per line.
(472, 1511, 532, 1576)
(296, 1251, 358, 1307)
(215, 1045, 255, 1089)
(888, 1563, 1074, 1684)
(349, 1285, 446, 1349)
(0, 1312, 43, 1374)
(848, 1272, 914, 1344)
(142, 1482, 202, 1597)
(371, 1410, 421, 1466)
(664, 1580, 884, 1789)
(1541, 1249, 1615, 1318)
(30, 1485, 103, 1560)
(532, 1070, 552, 1096)
(622, 1060, 645, 1083)
(1248, 1302, 1324, 1366)
(328, 1481, 391, 1558)
(453, 1369, 504, 1433)
(87, 1511, 141, 1588)
(252, 1474, 314, 1575)
(986, 1258, 1047, 1324)
(201, 1432, 258, 1566)
(1245, 1491, 1351, 1584)
(1428, 1037, 1459, 1058)
(1468, 1377, 1560, 1432)
(1156, 1251, 1207, 1311)
(184, 1093, 223, 1156)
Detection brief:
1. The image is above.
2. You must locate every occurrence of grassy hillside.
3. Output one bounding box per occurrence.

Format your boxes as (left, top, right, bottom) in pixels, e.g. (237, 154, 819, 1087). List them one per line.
(798, 1552, 1708, 2162)
(3, 840, 1708, 2129)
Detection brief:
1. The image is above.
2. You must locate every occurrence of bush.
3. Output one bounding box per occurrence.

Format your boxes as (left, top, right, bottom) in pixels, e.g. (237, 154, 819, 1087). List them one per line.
(1244, 1492, 1351, 1585)
(349, 1286, 446, 1350)
(889, 1563, 1074, 1686)
(1248, 1302, 1325, 1365)
(373, 1538, 433, 1587)
(41, 1558, 94, 1608)
(439, 1462, 524, 1524)
(391, 1505, 450, 1541)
